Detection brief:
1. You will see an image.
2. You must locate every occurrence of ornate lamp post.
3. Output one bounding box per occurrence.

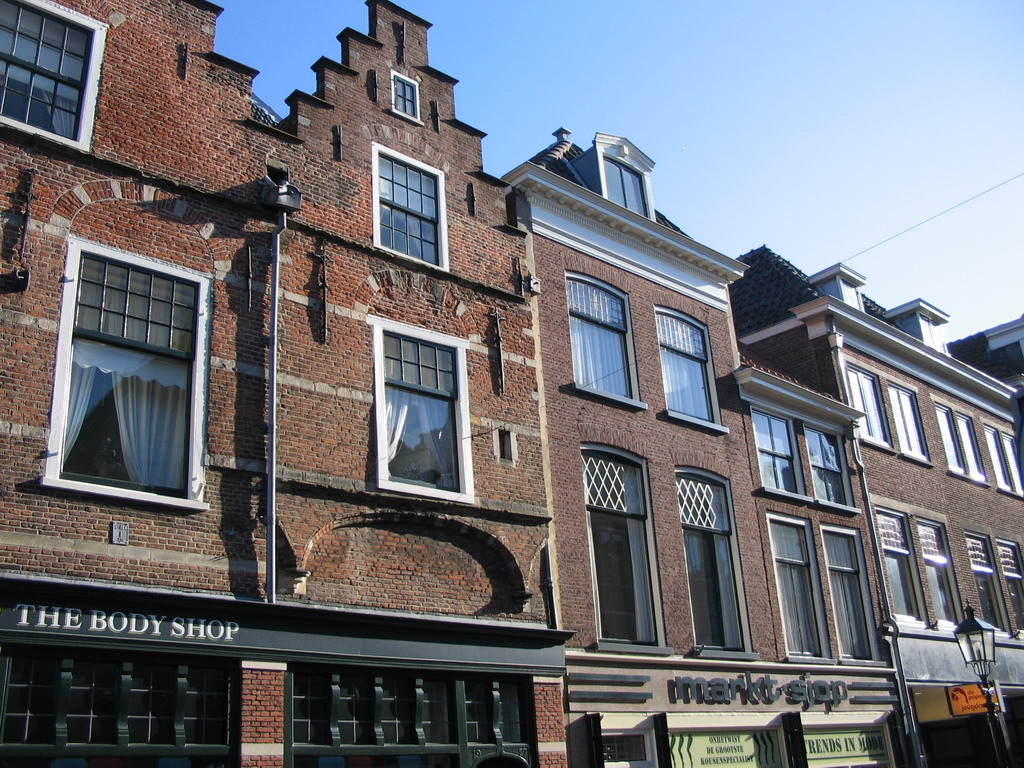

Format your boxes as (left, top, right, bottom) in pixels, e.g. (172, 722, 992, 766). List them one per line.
(954, 605, 1011, 768)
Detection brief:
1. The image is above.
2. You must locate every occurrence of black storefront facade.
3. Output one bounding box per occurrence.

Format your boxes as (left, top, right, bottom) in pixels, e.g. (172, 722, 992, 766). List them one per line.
(896, 630, 1024, 767)
(0, 576, 571, 768)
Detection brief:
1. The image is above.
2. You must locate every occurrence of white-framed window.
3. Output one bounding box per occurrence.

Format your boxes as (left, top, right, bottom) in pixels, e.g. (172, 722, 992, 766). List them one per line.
(372, 144, 447, 268)
(997, 541, 1024, 633)
(917, 521, 957, 624)
(846, 367, 888, 444)
(752, 409, 799, 494)
(876, 511, 921, 621)
(566, 275, 637, 401)
(677, 471, 743, 650)
(390, 70, 419, 120)
(805, 427, 849, 505)
(888, 385, 927, 459)
(583, 449, 656, 644)
(822, 527, 873, 659)
(602, 157, 648, 216)
(656, 310, 716, 423)
(601, 730, 655, 768)
(935, 405, 985, 481)
(984, 426, 1023, 494)
(967, 534, 1006, 630)
(43, 238, 210, 510)
(769, 516, 827, 657)
(0, 0, 106, 150)
(369, 316, 473, 504)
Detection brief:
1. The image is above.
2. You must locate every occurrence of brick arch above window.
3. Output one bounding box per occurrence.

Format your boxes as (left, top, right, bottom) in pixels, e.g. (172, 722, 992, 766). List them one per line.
(49, 180, 229, 258)
(301, 510, 532, 616)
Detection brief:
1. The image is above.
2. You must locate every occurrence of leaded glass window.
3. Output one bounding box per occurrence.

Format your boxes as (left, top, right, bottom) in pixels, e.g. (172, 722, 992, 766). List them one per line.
(918, 522, 956, 623)
(584, 452, 654, 643)
(677, 473, 741, 649)
(876, 512, 920, 620)
(567, 278, 632, 398)
(657, 312, 712, 420)
(967, 534, 1005, 629)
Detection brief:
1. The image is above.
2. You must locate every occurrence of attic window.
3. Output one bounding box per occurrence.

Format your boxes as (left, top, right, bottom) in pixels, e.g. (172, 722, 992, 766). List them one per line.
(391, 71, 419, 121)
(603, 158, 647, 216)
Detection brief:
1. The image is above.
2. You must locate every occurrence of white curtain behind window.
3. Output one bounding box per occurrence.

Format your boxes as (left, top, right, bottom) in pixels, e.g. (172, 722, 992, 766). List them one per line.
(69, 339, 187, 489)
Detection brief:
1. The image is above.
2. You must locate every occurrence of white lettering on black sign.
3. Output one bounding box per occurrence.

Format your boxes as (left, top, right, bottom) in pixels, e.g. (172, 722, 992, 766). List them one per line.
(14, 604, 240, 643)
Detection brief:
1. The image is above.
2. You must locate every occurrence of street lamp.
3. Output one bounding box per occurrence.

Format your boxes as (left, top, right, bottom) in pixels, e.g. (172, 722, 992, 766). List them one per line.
(954, 605, 1010, 768)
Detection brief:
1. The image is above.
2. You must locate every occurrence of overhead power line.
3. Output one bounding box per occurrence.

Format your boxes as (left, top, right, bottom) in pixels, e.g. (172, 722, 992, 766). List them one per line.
(845, 170, 1024, 264)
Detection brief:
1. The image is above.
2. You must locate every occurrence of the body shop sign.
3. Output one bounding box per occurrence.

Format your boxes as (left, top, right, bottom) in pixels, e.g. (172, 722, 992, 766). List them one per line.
(668, 731, 782, 768)
(6, 603, 240, 643)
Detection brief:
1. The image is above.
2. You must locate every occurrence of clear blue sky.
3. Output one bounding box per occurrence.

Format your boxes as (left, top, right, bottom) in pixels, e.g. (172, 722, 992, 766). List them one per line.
(212, 0, 1024, 344)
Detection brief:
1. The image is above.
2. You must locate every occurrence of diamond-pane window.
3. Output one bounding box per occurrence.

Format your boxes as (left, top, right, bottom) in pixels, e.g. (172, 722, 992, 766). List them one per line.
(584, 453, 632, 512)
(677, 474, 727, 531)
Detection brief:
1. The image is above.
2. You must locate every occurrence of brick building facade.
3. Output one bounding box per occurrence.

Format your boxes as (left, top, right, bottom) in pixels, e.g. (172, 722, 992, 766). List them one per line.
(1, 2, 1019, 768)
(505, 133, 901, 768)
(0, 1, 568, 767)
(731, 247, 1024, 767)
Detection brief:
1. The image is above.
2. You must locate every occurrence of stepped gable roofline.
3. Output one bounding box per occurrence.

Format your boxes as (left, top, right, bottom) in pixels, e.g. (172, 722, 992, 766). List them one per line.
(369, 0, 433, 30)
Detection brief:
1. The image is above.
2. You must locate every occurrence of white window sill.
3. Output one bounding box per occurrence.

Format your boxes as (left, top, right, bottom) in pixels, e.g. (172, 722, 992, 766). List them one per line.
(783, 654, 835, 665)
(860, 437, 896, 453)
(813, 498, 860, 515)
(594, 640, 674, 656)
(373, 242, 450, 272)
(665, 410, 729, 434)
(760, 486, 813, 504)
(377, 477, 475, 505)
(573, 384, 647, 411)
(0, 115, 92, 153)
(897, 452, 932, 467)
(40, 476, 208, 513)
(837, 657, 889, 668)
(946, 469, 989, 488)
(387, 108, 424, 126)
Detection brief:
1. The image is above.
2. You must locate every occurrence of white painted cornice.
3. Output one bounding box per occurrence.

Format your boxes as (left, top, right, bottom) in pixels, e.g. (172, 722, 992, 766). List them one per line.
(751, 296, 1016, 418)
(734, 366, 863, 426)
(503, 162, 745, 289)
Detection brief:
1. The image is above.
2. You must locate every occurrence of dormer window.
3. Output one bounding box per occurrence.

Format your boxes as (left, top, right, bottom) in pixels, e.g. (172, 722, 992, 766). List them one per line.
(565, 133, 655, 219)
(809, 263, 866, 310)
(603, 158, 647, 216)
(886, 299, 949, 352)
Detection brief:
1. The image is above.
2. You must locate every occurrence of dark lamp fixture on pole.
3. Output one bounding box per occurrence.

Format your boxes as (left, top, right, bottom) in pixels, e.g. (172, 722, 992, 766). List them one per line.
(954, 605, 1010, 768)
(954, 604, 997, 679)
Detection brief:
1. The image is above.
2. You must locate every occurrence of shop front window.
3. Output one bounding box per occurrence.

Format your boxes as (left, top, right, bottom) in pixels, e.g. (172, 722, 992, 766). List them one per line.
(1, 651, 230, 764)
(291, 671, 528, 768)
